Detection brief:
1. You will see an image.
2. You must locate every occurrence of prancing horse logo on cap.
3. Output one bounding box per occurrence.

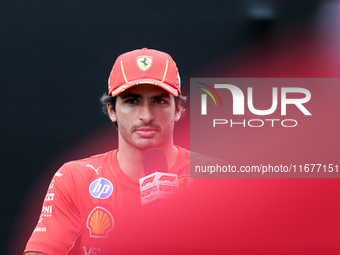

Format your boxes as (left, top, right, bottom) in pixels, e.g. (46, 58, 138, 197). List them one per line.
(137, 56, 153, 71)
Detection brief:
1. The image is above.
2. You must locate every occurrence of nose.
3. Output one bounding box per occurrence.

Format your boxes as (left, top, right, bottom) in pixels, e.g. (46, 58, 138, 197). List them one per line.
(139, 103, 154, 123)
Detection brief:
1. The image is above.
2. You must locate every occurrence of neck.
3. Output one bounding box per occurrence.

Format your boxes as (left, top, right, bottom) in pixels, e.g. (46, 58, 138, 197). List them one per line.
(117, 139, 178, 182)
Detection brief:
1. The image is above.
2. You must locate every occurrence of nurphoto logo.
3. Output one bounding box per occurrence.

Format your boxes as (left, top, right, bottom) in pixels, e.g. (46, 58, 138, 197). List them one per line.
(196, 81, 311, 128)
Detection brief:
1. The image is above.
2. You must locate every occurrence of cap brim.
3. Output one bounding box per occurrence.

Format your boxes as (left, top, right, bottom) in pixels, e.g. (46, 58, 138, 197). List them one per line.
(111, 79, 178, 97)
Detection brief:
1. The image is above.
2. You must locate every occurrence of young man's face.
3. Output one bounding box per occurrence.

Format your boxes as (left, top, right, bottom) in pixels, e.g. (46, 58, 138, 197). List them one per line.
(108, 84, 181, 151)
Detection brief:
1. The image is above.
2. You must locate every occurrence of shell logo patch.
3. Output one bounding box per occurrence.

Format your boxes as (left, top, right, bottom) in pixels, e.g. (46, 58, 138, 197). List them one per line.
(137, 56, 153, 71)
(87, 207, 114, 238)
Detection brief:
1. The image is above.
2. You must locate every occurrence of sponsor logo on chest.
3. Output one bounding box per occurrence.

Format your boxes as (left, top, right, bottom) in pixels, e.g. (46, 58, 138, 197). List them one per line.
(89, 178, 113, 199)
(86, 207, 114, 238)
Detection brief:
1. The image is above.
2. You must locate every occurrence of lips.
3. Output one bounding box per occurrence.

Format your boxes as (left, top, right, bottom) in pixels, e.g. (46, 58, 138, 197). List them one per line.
(135, 128, 158, 138)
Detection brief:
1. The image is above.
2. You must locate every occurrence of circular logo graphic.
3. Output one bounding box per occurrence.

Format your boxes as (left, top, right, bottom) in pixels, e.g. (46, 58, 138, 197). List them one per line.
(89, 178, 113, 199)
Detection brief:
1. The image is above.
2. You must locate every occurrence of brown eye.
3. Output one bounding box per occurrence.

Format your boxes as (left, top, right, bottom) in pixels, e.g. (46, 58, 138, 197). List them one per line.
(155, 99, 166, 105)
(125, 99, 138, 104)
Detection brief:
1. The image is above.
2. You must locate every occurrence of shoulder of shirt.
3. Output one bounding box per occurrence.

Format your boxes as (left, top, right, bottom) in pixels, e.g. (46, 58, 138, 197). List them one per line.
(64, 150, 116, 165)
(55, 150, 117, 177)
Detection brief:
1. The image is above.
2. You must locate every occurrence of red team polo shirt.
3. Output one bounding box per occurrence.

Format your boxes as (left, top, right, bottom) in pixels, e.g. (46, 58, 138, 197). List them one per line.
(24, 146, 191, 255)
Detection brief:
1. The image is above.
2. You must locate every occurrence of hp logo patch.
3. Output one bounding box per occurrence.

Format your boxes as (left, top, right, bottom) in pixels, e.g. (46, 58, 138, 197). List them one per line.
(89, 178, 113, 199)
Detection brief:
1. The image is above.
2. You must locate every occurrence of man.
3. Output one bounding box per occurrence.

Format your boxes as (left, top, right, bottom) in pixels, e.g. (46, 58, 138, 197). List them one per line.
(24, 48, 191, 255)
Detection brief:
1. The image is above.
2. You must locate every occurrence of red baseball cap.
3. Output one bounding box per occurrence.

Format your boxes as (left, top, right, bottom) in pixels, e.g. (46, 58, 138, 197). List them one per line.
(108, 48, 181, 97)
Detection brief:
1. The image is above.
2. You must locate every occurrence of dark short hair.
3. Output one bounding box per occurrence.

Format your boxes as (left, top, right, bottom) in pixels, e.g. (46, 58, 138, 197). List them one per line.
(100, 93, 187, 121)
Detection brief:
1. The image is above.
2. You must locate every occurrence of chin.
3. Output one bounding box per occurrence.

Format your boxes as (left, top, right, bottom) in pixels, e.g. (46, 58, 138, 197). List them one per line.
(133, 140, 164, 151)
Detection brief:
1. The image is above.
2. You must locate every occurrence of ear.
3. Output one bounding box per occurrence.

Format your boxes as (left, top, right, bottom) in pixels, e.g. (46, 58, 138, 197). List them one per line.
(107, 104, 117, 122)
(174, 105, 181, 122)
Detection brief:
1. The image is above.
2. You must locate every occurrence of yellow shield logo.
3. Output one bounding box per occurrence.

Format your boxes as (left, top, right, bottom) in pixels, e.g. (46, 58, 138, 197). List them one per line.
(137, 56, 153, 71)
(87, 207, 114, 238)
